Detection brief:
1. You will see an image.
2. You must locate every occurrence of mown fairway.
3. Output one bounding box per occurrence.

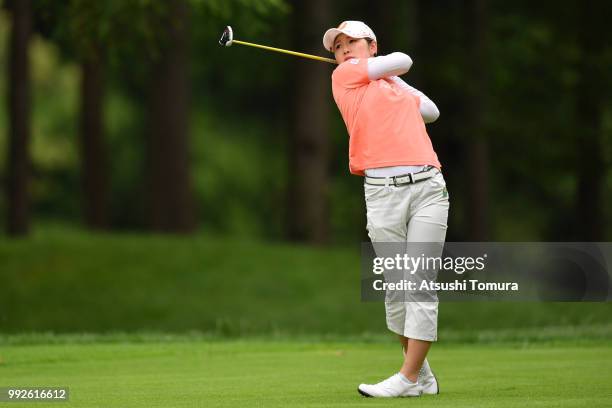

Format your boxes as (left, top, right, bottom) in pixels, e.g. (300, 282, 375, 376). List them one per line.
(2, 229, 611, 407)
(2, 337, 611, 407)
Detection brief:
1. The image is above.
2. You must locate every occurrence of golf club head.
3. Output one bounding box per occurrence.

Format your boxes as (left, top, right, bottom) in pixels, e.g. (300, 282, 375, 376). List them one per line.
(219, 26, 233, 47)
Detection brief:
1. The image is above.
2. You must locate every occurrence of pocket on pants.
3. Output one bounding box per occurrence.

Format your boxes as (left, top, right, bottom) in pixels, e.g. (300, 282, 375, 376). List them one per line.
(363, 184, 392, 202)
(430, 172, 446, 187)
(428, 173, 449, 200)
(364, 184, 388, 241)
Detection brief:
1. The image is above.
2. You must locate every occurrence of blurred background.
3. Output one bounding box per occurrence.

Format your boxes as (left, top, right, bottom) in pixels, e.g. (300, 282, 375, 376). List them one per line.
(1, 0, 611, 336)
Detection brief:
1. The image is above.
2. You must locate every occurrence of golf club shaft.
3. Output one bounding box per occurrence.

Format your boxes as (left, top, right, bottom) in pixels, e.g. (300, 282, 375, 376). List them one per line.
(232, 40, 337, 64)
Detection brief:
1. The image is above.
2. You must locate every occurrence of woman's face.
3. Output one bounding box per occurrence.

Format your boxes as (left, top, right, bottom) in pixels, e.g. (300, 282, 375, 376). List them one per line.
(333, 33, 377, 64)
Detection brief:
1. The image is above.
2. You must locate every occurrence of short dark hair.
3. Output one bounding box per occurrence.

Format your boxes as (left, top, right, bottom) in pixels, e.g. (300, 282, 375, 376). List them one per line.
(365, 38, 377, 57)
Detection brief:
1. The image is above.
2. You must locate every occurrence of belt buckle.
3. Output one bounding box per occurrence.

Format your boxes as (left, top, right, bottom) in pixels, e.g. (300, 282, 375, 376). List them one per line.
(392, 174, 413, 186)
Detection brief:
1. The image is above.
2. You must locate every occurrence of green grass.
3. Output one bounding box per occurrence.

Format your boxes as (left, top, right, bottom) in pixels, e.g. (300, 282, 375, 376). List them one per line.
(1, 336, 611, 407)
(2, 224, 612, 407)
(2, 225, 612, 335)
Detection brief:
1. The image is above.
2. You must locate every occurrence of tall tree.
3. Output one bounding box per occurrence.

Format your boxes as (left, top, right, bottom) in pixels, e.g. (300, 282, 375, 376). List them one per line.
(33, 0, 114, 230)
(79, 47, 110, 229)
(6, 0, 32, 236)
(365, 0, 394, 54)
(287, 0, 331, 244)
(465, 0, 490, 241)
(146, 0, 195, 233)
(574, 1, 607, 241)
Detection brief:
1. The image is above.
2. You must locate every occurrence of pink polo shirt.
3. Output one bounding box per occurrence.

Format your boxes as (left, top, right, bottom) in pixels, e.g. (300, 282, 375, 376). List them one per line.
(331, 58, 441, 176)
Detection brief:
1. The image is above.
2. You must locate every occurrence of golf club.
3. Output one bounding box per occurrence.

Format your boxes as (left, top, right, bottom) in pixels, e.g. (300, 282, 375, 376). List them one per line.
(219, 26, 337, 64)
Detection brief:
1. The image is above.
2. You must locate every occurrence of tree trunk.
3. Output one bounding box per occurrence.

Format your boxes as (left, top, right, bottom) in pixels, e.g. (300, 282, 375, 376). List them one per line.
(574, 1, 605, 241)
(79, 52, 110, 229)
(6, 0, 32, 236)
(146, 0, 195, 233)
(365, 0, 395, 54)
(466, 0, 489, 241)
(287, 0, 331, 244)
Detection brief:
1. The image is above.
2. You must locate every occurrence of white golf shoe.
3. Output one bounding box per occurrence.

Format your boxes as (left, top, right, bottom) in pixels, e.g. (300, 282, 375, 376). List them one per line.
(357, 373, 422, 397)
(418, 358, 440, 395)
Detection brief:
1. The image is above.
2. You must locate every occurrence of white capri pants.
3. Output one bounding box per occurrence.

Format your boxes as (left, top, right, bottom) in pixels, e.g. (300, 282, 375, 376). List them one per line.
(364, 170, 449, 341)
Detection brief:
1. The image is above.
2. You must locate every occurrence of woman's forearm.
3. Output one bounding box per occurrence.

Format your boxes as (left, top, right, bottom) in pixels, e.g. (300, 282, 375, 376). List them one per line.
(368, 54, 440, 123)
(389, 76, 440, 124)
(367, 52, 413, 79)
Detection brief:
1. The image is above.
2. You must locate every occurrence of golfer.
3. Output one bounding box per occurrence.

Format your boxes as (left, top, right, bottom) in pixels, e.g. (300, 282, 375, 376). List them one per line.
(323, 21, 449, 397)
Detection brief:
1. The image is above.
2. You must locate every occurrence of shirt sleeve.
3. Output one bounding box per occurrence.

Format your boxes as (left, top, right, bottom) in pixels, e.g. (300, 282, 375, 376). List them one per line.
(367, 53, 413, 80)
(331, 58, 370, 89)
(388, 76, 440, 124)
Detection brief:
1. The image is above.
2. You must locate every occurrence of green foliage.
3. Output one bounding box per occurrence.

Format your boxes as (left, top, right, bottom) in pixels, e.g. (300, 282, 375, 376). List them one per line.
(1, 1, 611, 239)
(0, 15, 80, 221)
(34, 0, 171, 62)
(190, 106, 288, 237)
(194, 0, 288, 22)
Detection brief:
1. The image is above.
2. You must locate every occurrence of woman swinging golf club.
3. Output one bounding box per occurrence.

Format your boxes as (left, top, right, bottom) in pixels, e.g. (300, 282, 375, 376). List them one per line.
(323, 21, 449, 398)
